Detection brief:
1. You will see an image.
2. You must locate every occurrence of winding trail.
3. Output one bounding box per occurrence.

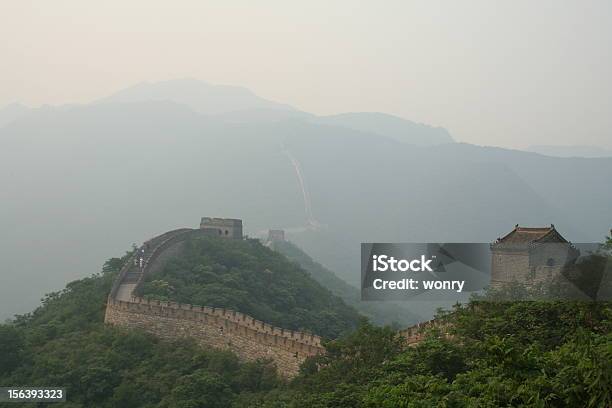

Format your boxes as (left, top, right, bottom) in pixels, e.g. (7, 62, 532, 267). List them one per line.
(283, 147, 321, 229)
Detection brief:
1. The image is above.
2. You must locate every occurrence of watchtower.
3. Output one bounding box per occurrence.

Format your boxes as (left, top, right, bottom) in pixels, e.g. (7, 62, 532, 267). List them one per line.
(200, 217, 243, 239)
(267, 229, 285, 242)
(490, 224, 578, 287)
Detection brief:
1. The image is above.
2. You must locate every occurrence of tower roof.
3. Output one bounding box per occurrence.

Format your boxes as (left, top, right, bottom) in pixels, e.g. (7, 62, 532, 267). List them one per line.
(493, 224, 568, 246)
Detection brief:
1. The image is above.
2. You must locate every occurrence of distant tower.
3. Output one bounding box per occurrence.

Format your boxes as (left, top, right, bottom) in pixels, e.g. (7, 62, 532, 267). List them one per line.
(200, 217, 243, 239)
(267, 229, 285, 242)
(490, 224, 579, 287)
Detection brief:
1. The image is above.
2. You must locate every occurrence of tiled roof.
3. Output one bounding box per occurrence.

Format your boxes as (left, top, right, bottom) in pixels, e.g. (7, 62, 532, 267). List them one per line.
(493, 224, 568, 245)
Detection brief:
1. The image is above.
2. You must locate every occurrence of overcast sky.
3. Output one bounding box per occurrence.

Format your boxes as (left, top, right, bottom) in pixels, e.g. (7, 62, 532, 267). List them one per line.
(1, 0, 611, 149)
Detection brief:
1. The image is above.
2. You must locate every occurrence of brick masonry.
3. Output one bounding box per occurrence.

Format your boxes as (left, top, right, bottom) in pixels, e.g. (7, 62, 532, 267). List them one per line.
(105, 227, 324, 379)
(104, 225, 445, 379)
(104, 297, 323, 378)
(398, 319, 451, 345)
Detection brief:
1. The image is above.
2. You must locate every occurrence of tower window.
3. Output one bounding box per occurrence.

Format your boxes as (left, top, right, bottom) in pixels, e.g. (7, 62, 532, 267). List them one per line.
(546, 258, 555, 267)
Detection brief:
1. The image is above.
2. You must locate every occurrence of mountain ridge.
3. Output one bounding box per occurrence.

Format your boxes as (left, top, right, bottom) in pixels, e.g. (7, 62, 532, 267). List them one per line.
(94, 78, 297, 115)
(1, 80, 610, 319)
(527, 144, 612, 158)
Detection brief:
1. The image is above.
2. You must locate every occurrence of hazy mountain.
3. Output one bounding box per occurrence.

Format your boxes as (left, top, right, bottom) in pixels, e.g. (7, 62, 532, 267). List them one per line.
(312, 112, 454, 146)
(214, 108, 313, 123)
(95, 78, 296, 114)
(527, 144, 612, 158)
(0, 103, 31, 128)
(95, 79, 454, 145)
(1, 81, 611, 320)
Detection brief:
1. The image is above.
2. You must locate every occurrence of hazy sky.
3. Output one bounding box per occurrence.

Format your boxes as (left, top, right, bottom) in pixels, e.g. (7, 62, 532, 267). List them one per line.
(1, 0, 611, 149)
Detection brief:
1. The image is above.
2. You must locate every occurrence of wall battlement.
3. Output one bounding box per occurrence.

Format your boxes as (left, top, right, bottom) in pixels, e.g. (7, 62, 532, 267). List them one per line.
(105, 223, 323, 378)
(105, 297, 323, 355)
(109, 296, 322, 347)
(105, 222, 441, 378)
(398, 319, 451, 345)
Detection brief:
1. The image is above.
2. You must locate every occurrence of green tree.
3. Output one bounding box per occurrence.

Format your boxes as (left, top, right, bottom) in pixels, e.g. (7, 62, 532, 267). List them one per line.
(0, 325, 24, 376)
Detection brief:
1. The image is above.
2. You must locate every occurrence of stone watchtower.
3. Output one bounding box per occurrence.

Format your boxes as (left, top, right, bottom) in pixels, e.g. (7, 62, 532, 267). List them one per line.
(490, 224, 579, 287)
(267, 229, 285, 242)
(200, 217, 243, 239)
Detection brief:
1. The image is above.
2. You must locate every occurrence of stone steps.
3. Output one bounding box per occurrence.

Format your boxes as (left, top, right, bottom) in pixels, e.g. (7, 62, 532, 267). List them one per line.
(123, 272, 143, 283)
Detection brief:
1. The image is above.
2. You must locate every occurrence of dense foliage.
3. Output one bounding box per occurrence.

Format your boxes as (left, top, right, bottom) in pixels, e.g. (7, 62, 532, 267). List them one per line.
(245, 301, 612, 408)
(0, 235, 610, 407)
(271, 240, 420, 327)
(0, 256, 279, 408)
(240, 233, 612, 406)
(138, 237, 361, 339)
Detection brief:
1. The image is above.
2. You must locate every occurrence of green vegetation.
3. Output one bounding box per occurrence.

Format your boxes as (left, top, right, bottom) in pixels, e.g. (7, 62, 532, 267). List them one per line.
(270, 240, 421, 327)
(0, 255, 279, 408)
(0, 236, 610, 407)
(137, 237, 362, 339)
(247, 301, 612, 408)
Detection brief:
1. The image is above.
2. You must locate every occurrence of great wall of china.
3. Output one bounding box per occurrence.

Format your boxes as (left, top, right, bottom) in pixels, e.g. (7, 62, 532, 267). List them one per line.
(104, 221, 440, 378)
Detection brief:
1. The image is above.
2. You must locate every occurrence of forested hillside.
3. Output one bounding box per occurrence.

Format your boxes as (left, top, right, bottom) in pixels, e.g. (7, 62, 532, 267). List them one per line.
(1, 238, 610, 407)
(245, 300, 612, 407)
(270, 240, 421, 326)
(245, 237, 612, 407)
(0, 256, 280, 408)
(137, 237, 362, 339)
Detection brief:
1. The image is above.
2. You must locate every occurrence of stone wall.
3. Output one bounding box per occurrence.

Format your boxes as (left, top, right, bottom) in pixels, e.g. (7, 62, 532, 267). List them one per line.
(399, 319, 451, 345)
(491, 244, 578, 288)
(105, 297, 323, 378)
(105, 227, 324, 379)
(490, 249, 530, 287)
(200, 217, 243, 239)
(105, 225, 443, 379)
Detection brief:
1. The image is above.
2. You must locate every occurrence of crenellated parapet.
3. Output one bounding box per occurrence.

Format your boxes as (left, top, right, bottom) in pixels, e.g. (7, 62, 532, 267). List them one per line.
(105, 297, 323, 357)
(105, 223, 324, 378)
(105, 222, 449, 378)
(398, 319, 452, 345)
